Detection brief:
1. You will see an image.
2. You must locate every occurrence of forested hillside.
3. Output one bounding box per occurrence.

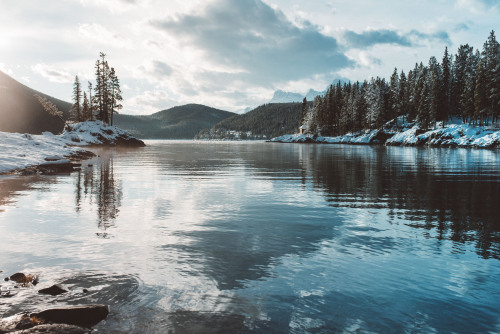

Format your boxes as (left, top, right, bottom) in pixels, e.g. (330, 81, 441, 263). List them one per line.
(302, 31, 499, 136)
(0, 70, 72, 134)
(195, 103, 306, 139)
(115, 104, 235, 139)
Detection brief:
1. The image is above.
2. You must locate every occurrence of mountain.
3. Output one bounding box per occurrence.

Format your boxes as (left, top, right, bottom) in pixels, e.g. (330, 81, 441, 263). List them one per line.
(0, 70, 72, 134)
(114, 104, 236, 139)
(269, 90, 304, 103)
(195, 102, 307, 140)
(268, 78, 350, 104)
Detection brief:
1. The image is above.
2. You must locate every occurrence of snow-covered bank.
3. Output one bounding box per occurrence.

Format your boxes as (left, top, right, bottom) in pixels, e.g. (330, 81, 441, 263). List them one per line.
(270, 123, 500, 149)
(0, 121, 145, 174)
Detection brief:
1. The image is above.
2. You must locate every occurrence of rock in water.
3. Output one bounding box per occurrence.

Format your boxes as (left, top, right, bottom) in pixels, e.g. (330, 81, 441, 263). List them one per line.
(9, 273, 38, 285)
(11, 324, 91, 333)
(38, 284, 68, 296)
(9, 273, 27, 283)
(32, 305, 109, 328)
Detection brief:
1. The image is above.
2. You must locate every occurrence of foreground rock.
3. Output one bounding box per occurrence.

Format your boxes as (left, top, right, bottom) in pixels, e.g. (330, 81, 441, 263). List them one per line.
(33, 305, 109, 328)
(11, 324, 91, 334)
(0, 305, 108, 333)
(63, 121, 145, 147)
(38, 284, 68, 296)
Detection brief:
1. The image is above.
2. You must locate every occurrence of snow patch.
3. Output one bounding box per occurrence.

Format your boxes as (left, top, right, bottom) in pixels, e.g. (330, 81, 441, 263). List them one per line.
(0, 121, 144, 174)
(271, 121, 500, 149)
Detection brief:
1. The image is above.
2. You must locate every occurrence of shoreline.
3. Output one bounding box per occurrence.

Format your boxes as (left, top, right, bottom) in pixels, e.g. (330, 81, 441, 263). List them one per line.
(270, 123, 500, 149)
(0, 121, 145, 176)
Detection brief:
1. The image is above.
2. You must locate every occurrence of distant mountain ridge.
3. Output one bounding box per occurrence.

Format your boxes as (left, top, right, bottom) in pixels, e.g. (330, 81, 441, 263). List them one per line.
(0, 70, 72, 134)
(268, 78, 349, 104)
(195, 102, 307, 140)
(269, 89, 322, 103)
(114, 104, 236, 139)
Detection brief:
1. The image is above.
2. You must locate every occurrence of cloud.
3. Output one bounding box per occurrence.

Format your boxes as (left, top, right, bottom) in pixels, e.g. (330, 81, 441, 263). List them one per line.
(150, 0, 352, 85)
(0, 63, 14, 76)
(32, 63, 73, 83)
(138, 60, 174, 82)
(454, 23, 471, 32)
(78, 0, 138, 13)
(343, 29, 412, 48)
(343, 29, 450, 48)
(456, 0, 499, 13)
(78, 23, 132, 48)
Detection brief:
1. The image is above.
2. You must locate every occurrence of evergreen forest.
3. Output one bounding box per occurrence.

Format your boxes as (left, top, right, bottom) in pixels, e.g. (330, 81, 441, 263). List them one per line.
(302, 31, 500, 136)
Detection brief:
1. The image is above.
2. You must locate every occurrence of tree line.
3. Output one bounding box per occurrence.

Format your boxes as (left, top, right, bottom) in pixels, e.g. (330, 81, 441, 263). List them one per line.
(302, 31, 500, 136)
(36, 52, 123, 126)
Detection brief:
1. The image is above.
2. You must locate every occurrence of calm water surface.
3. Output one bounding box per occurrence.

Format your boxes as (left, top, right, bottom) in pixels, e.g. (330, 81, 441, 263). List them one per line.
(0, 141, 499, 333)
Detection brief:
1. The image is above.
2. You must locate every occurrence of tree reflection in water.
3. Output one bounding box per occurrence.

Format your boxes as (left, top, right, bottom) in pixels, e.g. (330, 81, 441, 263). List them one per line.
(304, 146, 500, 260)
(75, 155, 122, 237)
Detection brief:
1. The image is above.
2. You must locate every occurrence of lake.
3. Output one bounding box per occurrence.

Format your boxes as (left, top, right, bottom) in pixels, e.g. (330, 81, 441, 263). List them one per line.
(1, 141, 499, 333)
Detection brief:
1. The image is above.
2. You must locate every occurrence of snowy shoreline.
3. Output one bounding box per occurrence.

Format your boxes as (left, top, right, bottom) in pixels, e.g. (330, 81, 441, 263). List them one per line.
(270, 123, 500, 149)
(0, 121, 145, 175)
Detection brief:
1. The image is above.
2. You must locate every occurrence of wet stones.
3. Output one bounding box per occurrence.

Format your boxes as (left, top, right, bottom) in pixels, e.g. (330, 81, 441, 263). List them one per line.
(11, 324, 92, 334)
(9, 273, 38, 286)
(0, 272, 109, 333)
(33, 305, 109, 328)
(38, 284, 68, 296)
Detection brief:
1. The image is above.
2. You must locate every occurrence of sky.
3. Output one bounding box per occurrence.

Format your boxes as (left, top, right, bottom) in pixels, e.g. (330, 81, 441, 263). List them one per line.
(0, 0, 498, 115)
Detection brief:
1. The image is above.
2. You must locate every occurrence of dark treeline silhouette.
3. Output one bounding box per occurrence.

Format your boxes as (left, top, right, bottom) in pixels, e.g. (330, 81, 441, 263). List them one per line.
(71, 52, 123, 125)
(75, 156, 122, 237)
(196, 103, 306, 139)
(303, 31, 499, 136)
(36, 52, 123, 127)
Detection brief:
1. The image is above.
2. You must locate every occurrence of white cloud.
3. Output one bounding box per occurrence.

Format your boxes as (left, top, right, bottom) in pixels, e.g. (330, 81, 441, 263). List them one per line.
(32, 63, 73, 83)
(455, 0, 499, 13)
(78, 23, 132, 49)
(1, 0, 498, 114)
(0, 63, 14, 76)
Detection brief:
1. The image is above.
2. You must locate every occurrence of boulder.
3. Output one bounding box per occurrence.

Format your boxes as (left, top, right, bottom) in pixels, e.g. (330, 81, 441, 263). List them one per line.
(9, 273, 27, 283)
(38, 284, 68, 296)
(11, 324, 91, 333)
(32, 305, 109, 328)
(8, 273, 38, 286)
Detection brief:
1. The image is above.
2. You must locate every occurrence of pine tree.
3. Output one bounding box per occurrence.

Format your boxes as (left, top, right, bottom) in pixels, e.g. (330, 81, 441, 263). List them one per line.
(72, 75, 82, 122)
(34, 94, 64, 121)
(453, 44, 475, 122)
(88, 81, 94, 121)
(441, 47, 451, 126)
(82, 92, 90, 121)
(428, 56, 442, 128)
(389, 68, 400, 121)
(108, 67, 123, 126)
(301, 97, 308, 125)
(398, 71, 407, 126)
(94, 59, 103, 121)
(365, 78, 384, 129)
(484, 31, 499, 124)
(474, 57, 489, 124)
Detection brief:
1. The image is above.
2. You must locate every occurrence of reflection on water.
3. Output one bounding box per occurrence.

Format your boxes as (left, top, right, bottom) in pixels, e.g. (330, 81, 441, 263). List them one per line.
(0, 142, 499, 333)
(74, 154, 122, 235)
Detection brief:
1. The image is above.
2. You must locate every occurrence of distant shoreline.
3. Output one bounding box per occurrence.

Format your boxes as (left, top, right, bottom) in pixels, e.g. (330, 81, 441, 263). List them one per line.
(270, 123, 500, 149)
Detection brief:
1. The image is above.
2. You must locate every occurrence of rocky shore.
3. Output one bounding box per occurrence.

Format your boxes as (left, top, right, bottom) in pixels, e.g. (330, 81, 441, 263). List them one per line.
(0, 272, 108, 334)
(0, 121, 145, 175)
(270, 121, 500, 149)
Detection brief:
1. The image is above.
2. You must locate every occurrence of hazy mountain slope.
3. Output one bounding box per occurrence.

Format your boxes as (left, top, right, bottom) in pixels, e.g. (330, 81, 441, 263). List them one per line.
(196, 103, 305, 139)
(0, 70, 72, 134)
(114, 104, 236, 139)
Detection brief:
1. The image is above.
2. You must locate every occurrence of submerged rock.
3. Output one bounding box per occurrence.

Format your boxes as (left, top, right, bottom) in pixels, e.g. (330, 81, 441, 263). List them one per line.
(38, 284, 68, 296)
(11, 324, 91, 334)
(9, 273, 38, 286)
(32, 304, 109, 328)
